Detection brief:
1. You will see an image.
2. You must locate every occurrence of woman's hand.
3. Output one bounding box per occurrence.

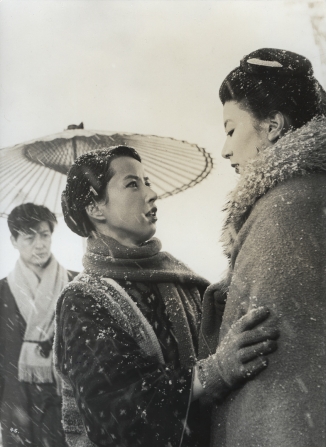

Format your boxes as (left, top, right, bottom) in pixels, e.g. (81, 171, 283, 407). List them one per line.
(194, 306, 279, 401)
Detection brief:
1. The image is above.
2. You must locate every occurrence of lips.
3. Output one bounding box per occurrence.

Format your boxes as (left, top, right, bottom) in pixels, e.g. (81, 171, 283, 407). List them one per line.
(145, 207, 157, 222)
(231, 163, 240, 174)
(33, 252, 47, 259)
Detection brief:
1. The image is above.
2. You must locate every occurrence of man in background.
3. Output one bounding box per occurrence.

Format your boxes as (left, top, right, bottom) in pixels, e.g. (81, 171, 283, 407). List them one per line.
(0, 203, 77, 447)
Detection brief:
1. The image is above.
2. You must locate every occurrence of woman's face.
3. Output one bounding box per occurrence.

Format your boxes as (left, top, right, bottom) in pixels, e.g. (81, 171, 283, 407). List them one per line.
(222, 100, 271, 174)
(98, 156, 158, 247)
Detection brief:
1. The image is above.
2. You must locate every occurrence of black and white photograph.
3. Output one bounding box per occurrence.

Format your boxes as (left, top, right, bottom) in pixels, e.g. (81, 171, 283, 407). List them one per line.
(0, 1, 325, 446)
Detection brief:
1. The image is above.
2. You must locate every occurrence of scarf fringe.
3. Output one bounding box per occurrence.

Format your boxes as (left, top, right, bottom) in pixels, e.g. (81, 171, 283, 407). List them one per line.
(18, 364, 54, 384)
(64, 434, 94, 447)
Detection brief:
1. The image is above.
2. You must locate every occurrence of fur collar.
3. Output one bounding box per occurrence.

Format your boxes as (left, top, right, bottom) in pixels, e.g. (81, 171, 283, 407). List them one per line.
(221, 116, 326, 258)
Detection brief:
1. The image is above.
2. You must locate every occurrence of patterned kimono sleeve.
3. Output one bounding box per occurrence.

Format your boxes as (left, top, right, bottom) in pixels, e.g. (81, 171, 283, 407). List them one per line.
(57, 289, 194, 447)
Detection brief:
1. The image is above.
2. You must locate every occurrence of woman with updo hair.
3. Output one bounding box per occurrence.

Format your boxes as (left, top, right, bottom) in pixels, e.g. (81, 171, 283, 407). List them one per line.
(54, 146, 278, 447)
(200, 48, 326, 447)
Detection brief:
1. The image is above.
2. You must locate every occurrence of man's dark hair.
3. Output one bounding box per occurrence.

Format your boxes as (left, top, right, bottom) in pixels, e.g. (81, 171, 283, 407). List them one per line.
(8, 203, 57, 239)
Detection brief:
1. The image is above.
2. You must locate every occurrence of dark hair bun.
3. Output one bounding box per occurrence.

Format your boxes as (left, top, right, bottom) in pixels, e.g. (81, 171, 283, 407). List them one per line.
(61, 190, 90, 237)
(241, 48, 314, 78)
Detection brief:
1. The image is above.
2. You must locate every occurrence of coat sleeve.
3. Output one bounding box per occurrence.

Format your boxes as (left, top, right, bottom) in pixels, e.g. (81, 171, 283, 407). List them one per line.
(214, 176, 326, 447)
(198, 281, 228, 360)
(0, 281, 5, 403)
(56, 288, 194, 447)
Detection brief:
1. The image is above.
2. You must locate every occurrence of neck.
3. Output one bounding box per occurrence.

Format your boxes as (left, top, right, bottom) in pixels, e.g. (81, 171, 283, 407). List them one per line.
(94, 228, 146, 248)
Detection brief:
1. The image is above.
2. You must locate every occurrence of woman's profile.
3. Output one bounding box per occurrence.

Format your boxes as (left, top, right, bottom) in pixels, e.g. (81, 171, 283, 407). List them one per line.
(54, 146, 278, 447)
(200, 48, 326, 447)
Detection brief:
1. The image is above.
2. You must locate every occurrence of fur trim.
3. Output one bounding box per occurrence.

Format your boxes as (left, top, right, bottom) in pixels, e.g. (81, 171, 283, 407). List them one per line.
(221, 116, 326, 257)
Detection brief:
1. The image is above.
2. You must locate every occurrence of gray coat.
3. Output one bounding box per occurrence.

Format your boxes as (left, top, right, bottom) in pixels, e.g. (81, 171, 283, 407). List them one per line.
(201, 117, 326, 447)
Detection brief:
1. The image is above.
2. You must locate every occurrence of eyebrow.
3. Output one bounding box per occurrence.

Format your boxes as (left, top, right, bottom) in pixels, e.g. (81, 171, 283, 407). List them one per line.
(124, 175, 150, 182)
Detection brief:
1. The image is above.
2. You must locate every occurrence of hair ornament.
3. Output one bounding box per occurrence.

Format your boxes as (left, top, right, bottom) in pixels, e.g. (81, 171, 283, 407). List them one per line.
(89, 185, 98, 196)
(247, 58, 283, 68)
(241, 48, 314, 78)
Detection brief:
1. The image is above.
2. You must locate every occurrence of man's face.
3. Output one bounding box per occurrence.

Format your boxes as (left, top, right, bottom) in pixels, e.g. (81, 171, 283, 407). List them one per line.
(11, 221, 52, 269)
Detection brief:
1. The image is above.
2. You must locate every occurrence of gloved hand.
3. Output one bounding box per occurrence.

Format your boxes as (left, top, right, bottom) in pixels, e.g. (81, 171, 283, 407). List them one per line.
(197, 306, 279, 400)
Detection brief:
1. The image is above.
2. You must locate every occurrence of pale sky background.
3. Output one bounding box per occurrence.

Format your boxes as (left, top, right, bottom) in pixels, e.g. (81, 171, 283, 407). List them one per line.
(0, 0, 325, 282)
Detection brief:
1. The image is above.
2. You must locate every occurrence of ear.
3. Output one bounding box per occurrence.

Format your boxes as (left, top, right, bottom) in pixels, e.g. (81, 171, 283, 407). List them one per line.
(10, 235, 18, 249)
(266, 112, 286, 143)
(85, 201, 106, 223)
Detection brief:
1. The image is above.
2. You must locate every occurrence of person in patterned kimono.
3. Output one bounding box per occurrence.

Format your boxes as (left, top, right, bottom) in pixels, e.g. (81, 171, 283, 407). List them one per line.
(54, 146, 279, 447)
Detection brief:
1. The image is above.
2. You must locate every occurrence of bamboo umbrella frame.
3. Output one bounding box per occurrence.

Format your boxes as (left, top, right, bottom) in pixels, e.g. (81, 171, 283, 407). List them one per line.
(0, 129, 213, 216)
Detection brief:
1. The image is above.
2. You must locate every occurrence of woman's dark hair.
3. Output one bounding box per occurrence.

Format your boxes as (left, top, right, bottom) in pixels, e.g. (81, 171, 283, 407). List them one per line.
(219, 48, 326, 129)
(8, 203, 57, 239)
(62, 146, 142, 237)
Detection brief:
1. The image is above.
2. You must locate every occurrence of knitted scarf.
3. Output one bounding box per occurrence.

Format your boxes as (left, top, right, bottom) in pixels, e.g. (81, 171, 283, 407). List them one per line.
(8, 256, 68, 383)
(83, 234, 209, 367)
